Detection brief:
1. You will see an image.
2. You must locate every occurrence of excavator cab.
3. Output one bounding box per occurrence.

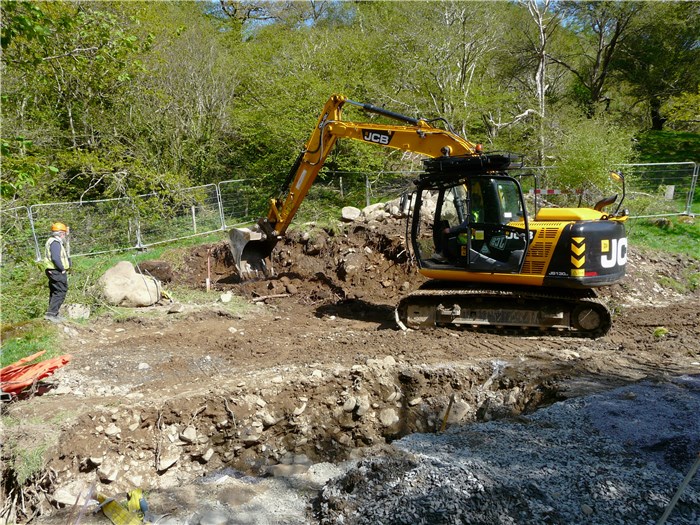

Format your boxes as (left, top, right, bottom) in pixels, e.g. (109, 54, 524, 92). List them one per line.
(411, 154, 530, 275)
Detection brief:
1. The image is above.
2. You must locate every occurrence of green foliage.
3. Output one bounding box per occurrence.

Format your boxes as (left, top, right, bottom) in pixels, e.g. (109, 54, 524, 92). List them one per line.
(0, 136, 58, 200)
(653, 327, 668, 339)
(0, 262, 49, 324)
(547, 112, 637, 194)
(663, 91, 700, 133)
(0, 0, 697, 215)
(5, 442, 47, 486)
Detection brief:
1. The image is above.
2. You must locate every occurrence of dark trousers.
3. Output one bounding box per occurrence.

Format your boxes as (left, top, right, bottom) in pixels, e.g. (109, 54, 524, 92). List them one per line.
(46, 269, 68, 316)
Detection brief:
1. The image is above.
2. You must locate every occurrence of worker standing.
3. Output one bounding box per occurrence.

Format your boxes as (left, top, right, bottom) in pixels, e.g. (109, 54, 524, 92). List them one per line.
(43, 222, 71, 322)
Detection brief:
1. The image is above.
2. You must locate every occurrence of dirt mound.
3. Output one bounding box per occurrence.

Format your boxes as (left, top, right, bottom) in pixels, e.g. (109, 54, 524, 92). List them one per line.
(178, 220, 424, 307)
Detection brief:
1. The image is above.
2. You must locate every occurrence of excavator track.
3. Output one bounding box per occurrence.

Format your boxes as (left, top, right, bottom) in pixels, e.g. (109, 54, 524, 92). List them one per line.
(395, 283, 612, 338)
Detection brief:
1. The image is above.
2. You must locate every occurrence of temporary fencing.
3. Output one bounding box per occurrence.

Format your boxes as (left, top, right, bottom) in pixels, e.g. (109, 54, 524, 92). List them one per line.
(616, 162, 698, 218)
(1, 162, 696, 265)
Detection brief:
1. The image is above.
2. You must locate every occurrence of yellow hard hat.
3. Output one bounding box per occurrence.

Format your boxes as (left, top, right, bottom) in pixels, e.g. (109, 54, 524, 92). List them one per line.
(51, 222, 68, 232)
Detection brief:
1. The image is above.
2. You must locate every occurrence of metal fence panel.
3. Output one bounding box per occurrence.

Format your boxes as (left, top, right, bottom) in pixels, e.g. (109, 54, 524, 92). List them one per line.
(137, 184, 224, 246)
(218, 179, 267, 228)
(30, 197, 139, 257)
(1, 206, 39, 263)
(616, 162, 698, 217)
(2, 161, 697, 266)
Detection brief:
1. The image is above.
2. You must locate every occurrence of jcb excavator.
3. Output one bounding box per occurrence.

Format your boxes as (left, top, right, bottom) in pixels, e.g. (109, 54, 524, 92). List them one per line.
(229, 94, 628, 337)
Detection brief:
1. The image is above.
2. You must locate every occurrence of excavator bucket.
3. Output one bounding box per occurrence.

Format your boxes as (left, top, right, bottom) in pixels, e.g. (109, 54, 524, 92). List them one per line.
(228, 227, 275, 279)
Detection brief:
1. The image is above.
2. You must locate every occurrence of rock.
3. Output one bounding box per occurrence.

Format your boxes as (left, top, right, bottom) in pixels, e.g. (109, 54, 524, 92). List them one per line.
(341, 206, 362, 222)
(97, 261, 162, 307)
(355, 396, 371, 416)
(443, 398, 471, 423)
(220, 291, 233, 303)
(200, 448, 215, 463)
(180, 426, 197, 443)
(293, 402, 307, 416)
(138, 362, 150, 370)
(104, 423, 120, 437)
(198, 509, 229, 525)
(158, 449, 180, 472)
(97, 465, 119, 483)
(52, 483, 93, 506)
(266, 464, 310, 477)
(342, 397, 357, 412)
(168, 302, 184, 314)
(260, 410, 282, 428)
(65, 303, 90, 320)
(241, 424, 263, 444)
(52, 385, 72, 395)
(304, 236, 325, 256)
(379, 408, 399, 427)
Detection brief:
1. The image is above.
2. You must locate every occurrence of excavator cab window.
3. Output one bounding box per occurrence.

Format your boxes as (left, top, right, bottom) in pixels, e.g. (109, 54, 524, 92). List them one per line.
(421, 176, 529, 273)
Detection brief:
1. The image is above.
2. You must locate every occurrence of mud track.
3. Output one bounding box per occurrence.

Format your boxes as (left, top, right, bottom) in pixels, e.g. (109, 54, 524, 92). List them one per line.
(3, 220, 699, 523)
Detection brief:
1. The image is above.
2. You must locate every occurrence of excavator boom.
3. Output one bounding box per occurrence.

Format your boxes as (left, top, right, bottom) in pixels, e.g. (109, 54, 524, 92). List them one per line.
(229, 94, 476, 276)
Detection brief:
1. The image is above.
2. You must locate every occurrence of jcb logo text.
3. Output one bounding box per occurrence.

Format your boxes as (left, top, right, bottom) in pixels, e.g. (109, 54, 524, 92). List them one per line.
(362, 130, 392, 145)
(601, 238, 627, 268)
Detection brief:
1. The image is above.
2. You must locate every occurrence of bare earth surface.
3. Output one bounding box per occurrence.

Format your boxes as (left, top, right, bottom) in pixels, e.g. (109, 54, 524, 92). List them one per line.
(3, 219, 700, 524)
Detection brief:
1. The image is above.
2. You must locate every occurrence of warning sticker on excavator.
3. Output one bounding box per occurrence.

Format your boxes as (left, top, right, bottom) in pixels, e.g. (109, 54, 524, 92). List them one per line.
(571, 237, 586, 270)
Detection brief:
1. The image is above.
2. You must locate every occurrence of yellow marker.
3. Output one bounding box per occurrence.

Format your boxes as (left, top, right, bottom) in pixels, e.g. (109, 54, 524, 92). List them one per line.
(571, 269, 585, 277)
(571, 255, 585, 268)
(96, 493, 145, 525)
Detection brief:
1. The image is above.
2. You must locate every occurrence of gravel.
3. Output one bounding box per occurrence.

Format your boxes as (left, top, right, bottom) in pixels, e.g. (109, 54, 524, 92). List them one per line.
(317, 375, 700, 525)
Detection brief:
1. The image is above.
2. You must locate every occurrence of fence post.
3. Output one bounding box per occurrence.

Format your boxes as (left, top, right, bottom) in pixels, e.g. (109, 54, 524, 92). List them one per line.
(27, 206, 42, 262)
(365, 173, 371, 208)
(216, 183, 226, 230)
(686, 163, 698, 215)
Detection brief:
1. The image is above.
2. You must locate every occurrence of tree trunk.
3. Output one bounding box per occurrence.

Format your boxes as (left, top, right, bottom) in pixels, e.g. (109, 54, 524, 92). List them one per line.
(650, 97, 666, 130)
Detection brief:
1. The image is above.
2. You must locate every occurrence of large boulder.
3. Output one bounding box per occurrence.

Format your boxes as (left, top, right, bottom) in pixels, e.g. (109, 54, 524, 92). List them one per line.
(97, 261, 162, 307)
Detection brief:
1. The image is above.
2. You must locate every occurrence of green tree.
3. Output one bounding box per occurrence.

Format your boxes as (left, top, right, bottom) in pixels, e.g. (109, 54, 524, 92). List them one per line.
(1, 1, 144, 203)
(552, 0, 643, 117)
(612, 1, 700, 130)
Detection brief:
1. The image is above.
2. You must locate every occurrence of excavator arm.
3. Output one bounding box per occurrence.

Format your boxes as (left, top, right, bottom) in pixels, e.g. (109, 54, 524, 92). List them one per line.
(230, 94, 478, 276)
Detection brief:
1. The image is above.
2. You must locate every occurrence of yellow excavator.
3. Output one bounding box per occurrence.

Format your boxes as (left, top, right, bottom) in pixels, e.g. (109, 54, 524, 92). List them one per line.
(229, 94, 628, 337)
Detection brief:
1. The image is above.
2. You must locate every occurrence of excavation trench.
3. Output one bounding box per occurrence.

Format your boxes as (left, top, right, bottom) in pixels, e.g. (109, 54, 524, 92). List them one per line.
(39, 359, 564, 508)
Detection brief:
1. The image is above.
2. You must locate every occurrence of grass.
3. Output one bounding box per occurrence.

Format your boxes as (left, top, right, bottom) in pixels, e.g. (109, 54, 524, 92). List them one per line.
(635, 130, 700, 163)
(626, 216, 700, 259)
(1, 321, 59, 368)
